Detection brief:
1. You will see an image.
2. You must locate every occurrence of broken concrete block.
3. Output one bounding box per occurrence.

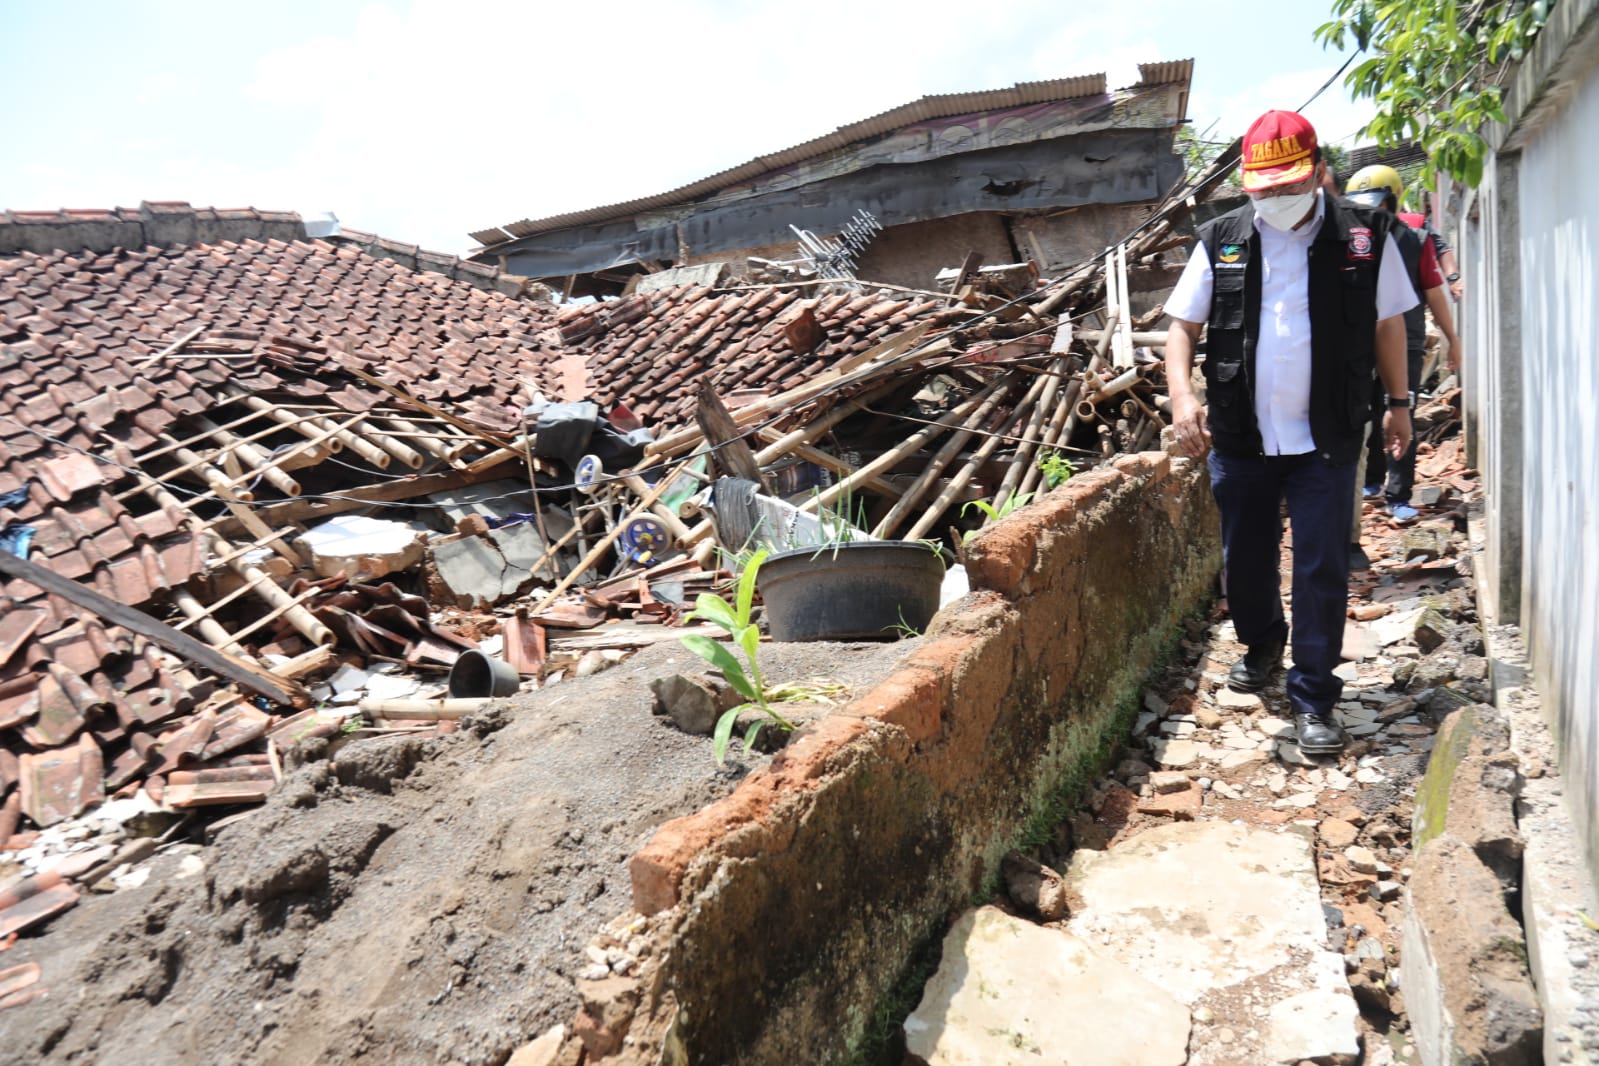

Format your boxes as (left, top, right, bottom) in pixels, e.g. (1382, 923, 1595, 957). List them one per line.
(1412, 606, 1453, 654)
(1403, 837, 1542, 1066)
(1402, 527, 1452, 562)
(904, 906, 1189, 1065)
(650, 674, 741, 735)
(1148, 770, 1190, 794)
(298, 515, 426, 582)
(430, 523, 548, 609)
(1413, 704, 1523, 894)
(1215, 687, 1263, 711)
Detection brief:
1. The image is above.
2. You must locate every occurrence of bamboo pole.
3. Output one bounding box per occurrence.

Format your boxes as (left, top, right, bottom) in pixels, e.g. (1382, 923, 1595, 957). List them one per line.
(645, 329, 951, 458)
(217, 542, 334, 647)
(903, 383, 1041, 541)
(871, 376, 1013, 538)
(994, 355, 1068, 504)
(163, 438, 259, 504)
(794, 387, 1000, 519)
(768, 440, 905, 500)
(361, 698, 491, 719)
(359, 423, 427, 470)
(1017, 374, 1085, 497)
(190, 416, 302, 497)
(132, 325, 206, 371)
(169, 586, 241, 653)
(228, 391, 346, 454)
(1113, 244, 1135, 369)
(297, 411, 394, 470)
(378, 416, 459, 465)
(217, 586, 324, 646)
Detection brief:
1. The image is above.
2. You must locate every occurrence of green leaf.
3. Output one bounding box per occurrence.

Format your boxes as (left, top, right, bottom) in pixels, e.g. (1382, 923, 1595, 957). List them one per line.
(686, 592, 739, 632)
(738, 625, 762, 675)
(736, 548, 766, 630)
(712, 706, 743, 765)
(678, 633, 757, 701)
(742, 719, 766, 754)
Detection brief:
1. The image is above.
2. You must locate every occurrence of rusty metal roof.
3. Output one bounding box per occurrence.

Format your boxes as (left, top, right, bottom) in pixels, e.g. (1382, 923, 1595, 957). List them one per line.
(469, 62, 1194, 250)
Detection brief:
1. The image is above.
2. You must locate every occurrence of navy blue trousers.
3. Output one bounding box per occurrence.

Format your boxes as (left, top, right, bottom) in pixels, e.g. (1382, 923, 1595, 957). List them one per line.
(1208, 449, 1357, 717)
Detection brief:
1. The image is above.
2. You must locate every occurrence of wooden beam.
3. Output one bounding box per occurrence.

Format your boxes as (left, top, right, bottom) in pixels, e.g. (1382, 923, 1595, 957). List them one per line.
(0, 550, 307, 707)
(695, 381, 767, 488)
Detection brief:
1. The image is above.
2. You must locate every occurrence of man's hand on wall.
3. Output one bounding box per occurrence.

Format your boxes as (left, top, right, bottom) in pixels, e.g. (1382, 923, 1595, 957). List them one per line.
(1171, 393, 1211, 458)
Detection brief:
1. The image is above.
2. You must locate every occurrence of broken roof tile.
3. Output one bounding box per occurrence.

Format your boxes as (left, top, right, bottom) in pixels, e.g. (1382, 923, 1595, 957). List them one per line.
(17, 734, 103, 827)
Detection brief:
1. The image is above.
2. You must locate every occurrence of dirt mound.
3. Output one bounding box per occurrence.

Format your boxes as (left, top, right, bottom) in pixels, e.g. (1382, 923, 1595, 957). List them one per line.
(4, 639, 911, 1064)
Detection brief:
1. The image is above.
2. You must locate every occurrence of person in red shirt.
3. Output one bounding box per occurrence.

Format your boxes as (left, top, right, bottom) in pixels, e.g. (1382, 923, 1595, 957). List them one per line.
(1345, 165, 1460, 522)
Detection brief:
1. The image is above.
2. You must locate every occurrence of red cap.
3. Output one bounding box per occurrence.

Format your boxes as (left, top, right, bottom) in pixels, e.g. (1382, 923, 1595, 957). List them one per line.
(1241, 110, 1318, 192)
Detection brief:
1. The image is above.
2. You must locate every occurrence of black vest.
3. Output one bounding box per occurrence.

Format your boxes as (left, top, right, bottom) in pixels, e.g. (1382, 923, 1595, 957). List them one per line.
(1197, 197, 1393, 464)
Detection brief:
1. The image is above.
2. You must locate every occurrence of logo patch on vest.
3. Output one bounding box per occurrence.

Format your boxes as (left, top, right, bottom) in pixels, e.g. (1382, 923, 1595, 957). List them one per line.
(1348, 227, 1374, 261)
(1217, 243, 1243, 264)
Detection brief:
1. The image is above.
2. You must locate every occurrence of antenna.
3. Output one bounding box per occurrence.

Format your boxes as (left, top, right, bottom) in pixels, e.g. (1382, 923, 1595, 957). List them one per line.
(784, 209, 882, 280)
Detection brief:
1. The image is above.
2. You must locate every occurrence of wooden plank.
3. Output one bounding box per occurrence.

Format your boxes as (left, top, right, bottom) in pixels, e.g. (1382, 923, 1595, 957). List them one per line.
(695, 381, 767, 488)
(0, 550, 307, 707)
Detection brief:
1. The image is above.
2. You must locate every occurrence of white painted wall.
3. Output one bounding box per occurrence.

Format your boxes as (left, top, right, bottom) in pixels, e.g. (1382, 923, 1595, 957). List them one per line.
(1515, 62, 1599, 877)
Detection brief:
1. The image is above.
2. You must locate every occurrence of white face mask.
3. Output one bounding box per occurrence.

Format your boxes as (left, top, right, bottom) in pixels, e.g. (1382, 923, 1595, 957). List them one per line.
(1252, 187, 1319, 231)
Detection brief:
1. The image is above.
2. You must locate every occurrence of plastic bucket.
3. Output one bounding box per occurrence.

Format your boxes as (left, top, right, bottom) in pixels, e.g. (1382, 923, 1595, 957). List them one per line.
(756, 541, 944, 642)
(448, 649, 522, 698)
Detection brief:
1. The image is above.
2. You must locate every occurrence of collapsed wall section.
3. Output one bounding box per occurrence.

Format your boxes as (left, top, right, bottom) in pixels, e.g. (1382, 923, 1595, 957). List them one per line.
(610, 451, 1220, 1064)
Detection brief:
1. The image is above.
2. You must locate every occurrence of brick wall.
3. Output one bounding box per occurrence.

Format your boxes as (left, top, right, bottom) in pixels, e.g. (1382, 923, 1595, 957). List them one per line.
(608, 452, 1221, 1064)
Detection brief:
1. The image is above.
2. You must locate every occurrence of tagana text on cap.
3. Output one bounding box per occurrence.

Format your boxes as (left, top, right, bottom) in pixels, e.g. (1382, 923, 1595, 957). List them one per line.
(1241, 111, 1319, 192)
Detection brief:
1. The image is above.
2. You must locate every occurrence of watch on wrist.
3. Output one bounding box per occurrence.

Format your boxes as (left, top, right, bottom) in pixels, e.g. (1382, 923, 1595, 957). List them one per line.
(1446, 272, 1461, 282)
(1387, 397, 1410, 408)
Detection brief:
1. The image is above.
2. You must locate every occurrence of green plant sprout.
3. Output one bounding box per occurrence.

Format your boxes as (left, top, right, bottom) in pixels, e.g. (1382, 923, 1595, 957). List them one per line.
(679, 549, 797, 764)
(1036, 449, 1076, 489)
(960, 490, 1034, 543)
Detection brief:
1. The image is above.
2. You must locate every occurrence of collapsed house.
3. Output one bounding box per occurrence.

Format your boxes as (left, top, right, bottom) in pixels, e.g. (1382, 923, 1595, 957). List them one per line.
(467, 63, 1192, 300)
(0, 67, 1236, 939)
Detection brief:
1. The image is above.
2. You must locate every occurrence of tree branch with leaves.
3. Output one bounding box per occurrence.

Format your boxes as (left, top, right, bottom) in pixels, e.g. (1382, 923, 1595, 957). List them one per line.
(1316, 0, 1550, 187)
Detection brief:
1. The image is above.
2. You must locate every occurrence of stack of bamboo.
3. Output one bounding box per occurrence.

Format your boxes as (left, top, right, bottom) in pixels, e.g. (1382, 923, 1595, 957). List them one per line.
(525, 141, 1243, 589)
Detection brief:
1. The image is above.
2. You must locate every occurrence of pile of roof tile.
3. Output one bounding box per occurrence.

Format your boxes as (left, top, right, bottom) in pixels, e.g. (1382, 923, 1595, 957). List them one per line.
(0, 156, 1241, 937)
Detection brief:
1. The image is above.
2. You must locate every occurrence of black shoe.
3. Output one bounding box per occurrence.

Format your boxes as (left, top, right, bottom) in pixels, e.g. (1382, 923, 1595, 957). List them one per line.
(1227, 637, 1285, 693)
(1295, 713, 1346, 755)
(1349, 545, 1371, 572)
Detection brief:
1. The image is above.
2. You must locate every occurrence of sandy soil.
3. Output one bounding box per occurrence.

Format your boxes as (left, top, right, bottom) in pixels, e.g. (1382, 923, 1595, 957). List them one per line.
(2, 638, 915, 1065)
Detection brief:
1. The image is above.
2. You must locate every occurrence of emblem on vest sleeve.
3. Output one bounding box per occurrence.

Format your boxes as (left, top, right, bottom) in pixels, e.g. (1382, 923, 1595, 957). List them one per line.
(1348, 227, 1374, 261)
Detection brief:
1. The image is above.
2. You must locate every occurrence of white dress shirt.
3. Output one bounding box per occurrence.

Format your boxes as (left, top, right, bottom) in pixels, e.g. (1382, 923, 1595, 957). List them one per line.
(1166, 191, 1419, 455)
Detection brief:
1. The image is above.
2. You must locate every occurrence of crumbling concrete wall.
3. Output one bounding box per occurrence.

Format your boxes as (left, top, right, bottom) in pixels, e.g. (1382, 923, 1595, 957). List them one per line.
(604, 452, 1219, 1064)
(1448, 0, 1599, 885)
(1403, 703, 1542, 1065)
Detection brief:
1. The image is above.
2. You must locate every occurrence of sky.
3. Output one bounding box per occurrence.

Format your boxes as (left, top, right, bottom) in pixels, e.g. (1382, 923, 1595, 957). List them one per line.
(0, 0, 1373, 257)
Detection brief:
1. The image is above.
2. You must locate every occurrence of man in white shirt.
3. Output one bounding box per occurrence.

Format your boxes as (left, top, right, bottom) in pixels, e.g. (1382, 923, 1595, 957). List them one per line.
(1163, 110, 1416, 755)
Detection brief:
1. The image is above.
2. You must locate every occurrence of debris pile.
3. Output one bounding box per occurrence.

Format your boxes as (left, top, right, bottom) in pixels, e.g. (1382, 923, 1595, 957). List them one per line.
(0, 152, 1240, 939)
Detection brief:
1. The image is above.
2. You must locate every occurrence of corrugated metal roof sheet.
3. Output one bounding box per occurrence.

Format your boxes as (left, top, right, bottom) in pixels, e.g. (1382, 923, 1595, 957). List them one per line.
(470, 64, 1192, 249)
(1138, 60, 1194, 88)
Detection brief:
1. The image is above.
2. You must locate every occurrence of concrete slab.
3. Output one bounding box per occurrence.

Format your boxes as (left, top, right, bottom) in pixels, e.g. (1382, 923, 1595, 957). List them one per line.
(1067, 821, 1359, 1064)
(904, 906, 1189, 1066)
(297, 514, 426, 582)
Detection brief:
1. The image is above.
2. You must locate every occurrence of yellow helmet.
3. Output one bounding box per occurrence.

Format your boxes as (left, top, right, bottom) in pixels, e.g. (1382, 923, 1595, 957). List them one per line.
(1345, 164, 1403, 208)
